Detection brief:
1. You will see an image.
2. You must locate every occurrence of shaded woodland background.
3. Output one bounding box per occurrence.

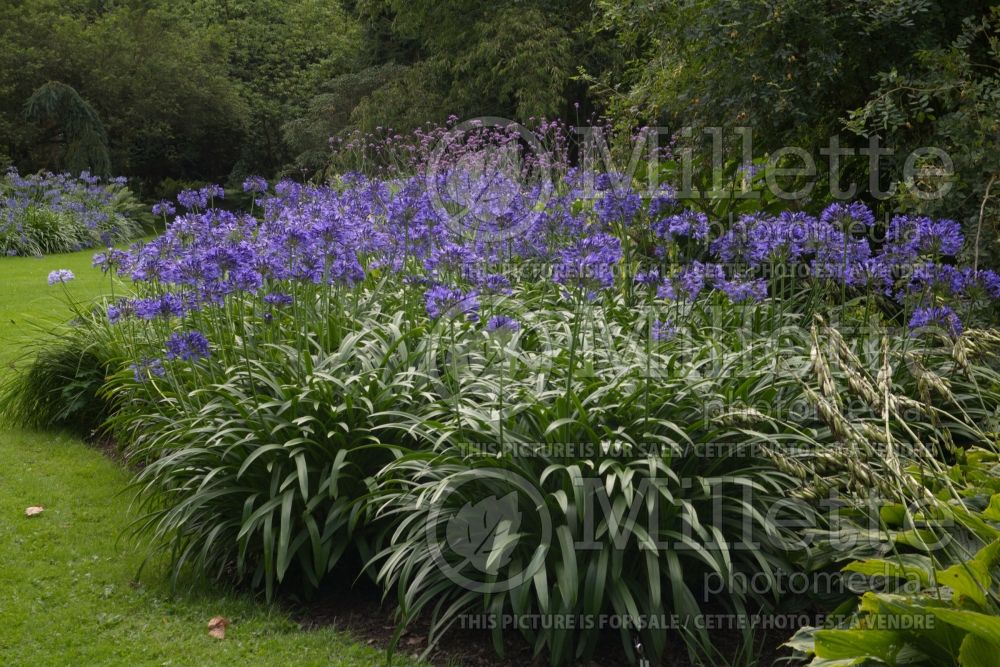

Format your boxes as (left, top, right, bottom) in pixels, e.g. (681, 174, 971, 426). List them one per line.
(2, 0, 997, 241)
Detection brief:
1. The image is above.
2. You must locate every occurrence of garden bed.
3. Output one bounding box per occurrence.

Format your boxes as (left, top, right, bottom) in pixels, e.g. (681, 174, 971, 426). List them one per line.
(4, 160, 999, 665)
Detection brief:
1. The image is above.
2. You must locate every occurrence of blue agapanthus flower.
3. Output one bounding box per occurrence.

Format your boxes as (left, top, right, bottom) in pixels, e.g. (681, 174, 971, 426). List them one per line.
(553, 233, 622, 295)
(968, 269, 1000, 299)
(165, 330, 211, 361)
(651, 319, 677, 342)
(718, 276, 768, 303)
(130, 357, 166, 382)
(819, 202, 875, 230)
(886, 215, 964, 258)
(242, 176, 268, 194)
(263, 292, 293, 307)
(151, 200, 176, 217)
(593, 173, 642, 226)
(424, 285, 480, 321)
(909, 305, 963, 337)
(634, 267, 661, 286)
(486, 315, 520, 333)
(47, 269, 75, 285)
(652, 210, 709, 241)
(133, 294, 187, 320)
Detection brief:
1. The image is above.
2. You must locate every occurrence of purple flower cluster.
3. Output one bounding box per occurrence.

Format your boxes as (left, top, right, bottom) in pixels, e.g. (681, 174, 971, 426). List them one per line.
(130, 357, 166, 382)
(699, 203, 994, 332)
(242, 176, 268, 194)
(2, 168, 138, 255)
(177, 185, 225, 211)
(553, 233, 622, 297)
(152, 200, 176, 217)
(593, 173, 642, 226)
(486, 315, 520, 333)
(656, 262, 725, 301)
(93, 158, 996, 349)
(651, 319, 677, 342)
(425, 285, 480, 321)
(909, 305, 963, 337)
(164, 331, 211, 361)
(819, 202, 875, 230)
(263, 292, 293, 307)
(887, 215, 964, 257)
(652, 210, 709, 242)
(47, 269, 75, 285)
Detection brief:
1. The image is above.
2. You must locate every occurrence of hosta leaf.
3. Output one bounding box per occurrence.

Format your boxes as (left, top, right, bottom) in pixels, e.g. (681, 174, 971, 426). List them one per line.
(813, 629, 904, 662)
(983, 495, 1000, 522)
(925, 607, 1000, 645)
(938, 560, 991, 608)
(784, 625, 818, 654)
(879, 503, 907, 527)
(959, 633, 999, 667)
(842, 555, 935, 587)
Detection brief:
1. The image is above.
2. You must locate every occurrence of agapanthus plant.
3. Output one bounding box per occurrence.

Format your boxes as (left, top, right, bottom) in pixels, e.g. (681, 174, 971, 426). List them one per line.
(0, 168, 142, 256)
(9, 139, 999, 667)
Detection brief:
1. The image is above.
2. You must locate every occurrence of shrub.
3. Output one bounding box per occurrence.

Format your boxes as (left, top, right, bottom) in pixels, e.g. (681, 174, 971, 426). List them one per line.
(371, 299, 821, 665)
(0, 168, 143, 256)
(0, 310, 121, 435)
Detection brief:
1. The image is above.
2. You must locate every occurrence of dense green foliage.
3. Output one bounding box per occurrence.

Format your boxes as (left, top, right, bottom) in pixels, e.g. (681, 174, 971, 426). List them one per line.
(594, 1, 1000, 261)
(596, 1, 986, 145)
(3, 1, 1000, 665)
(0, 170, 143, 256)
(5, 0, 995, 241)
(282, 0, 607, 174)
(788, 449, 1000, 665)
(845, 9, 1000, 269)
(5, 168, 999, 663)
(0, 0, 356, 187)
(0, 247, 418, 667)
(23, 81, 110, 176)
(11, 267, 1000, 664)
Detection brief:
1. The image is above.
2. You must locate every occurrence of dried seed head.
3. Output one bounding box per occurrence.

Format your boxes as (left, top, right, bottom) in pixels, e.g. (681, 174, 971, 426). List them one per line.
(952, 338, 970, 372)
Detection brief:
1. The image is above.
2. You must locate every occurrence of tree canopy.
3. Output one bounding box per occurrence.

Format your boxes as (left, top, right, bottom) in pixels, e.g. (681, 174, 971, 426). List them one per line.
(1, 0, 996, 249)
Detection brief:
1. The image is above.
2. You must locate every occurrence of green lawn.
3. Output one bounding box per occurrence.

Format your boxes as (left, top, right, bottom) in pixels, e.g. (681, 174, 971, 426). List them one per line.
(0, 249, 112, 369)
(0, 249, 409, 666)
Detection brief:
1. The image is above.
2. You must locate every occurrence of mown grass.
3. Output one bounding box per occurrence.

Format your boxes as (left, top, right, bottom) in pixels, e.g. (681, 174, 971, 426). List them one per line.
(0, 249, 110, 370)
(0, 248, 413, 666)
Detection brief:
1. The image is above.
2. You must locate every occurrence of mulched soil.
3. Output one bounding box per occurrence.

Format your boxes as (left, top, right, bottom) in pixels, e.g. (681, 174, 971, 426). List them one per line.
(294, 577, 801, 666)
